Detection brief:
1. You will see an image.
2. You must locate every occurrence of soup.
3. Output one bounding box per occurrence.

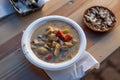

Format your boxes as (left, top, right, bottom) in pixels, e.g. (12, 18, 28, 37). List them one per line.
(31, 20, 80, 63)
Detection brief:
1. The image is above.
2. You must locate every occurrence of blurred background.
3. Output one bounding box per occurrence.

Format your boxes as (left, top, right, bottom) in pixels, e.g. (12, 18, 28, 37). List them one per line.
(82, 47, 120, 80)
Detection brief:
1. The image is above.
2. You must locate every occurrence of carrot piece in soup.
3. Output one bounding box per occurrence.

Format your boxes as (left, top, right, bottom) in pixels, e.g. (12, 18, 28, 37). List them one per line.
(65, 33, 73, 41)
(56, 30, 66, 41)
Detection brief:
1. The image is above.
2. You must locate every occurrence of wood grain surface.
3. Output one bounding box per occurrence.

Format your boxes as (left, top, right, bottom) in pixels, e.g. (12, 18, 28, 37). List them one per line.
(0, 0, 120, 80)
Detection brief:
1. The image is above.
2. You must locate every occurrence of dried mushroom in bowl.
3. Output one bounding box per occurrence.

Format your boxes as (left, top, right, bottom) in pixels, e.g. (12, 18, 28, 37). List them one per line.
(83, 6, 116, 32)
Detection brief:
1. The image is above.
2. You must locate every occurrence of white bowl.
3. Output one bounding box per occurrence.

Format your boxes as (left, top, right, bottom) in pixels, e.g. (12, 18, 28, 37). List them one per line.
(21, 15, 86, 70)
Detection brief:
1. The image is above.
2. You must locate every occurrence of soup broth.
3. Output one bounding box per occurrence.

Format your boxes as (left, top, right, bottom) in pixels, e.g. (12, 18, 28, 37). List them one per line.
(31, 20, 80, 63)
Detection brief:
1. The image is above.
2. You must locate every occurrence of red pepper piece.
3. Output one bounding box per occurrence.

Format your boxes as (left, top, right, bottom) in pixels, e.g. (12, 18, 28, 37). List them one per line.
(56, 30, 66, 41)
(65, 33, 73, 41)
(45, 54, 52, 60)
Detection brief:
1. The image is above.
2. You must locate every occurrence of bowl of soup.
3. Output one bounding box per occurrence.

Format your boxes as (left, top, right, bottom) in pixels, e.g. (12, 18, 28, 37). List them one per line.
(21, 16, 86, 70)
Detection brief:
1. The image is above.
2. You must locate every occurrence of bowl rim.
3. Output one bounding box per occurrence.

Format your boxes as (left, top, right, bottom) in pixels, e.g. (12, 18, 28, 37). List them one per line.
(21, 15, 86, 70)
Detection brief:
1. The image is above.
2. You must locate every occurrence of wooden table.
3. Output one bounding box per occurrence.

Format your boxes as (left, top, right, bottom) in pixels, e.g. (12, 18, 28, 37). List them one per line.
(0, 0, 120, 80)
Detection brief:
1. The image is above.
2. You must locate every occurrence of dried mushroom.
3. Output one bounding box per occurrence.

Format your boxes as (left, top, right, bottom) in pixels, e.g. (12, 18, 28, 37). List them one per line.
(83, 6, 116, 32)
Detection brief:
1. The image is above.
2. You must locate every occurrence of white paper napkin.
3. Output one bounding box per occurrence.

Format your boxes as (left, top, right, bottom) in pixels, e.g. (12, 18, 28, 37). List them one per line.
(45, 51, 100, 80)
(0, 0, 15, 19)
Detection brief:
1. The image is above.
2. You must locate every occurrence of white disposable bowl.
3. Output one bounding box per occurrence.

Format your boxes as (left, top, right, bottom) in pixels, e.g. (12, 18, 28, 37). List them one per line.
(21, 15, 86, 70)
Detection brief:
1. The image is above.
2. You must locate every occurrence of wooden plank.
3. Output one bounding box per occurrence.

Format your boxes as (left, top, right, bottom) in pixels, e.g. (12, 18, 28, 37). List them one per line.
(88, 26, 120, 62)
(69, 0, 120, 49)
(69, 0, 120, 26)
(0, 0, 120, 80)
(0, 33, 22, 60)
(0, 0, 89, 60)
(0, 49, 50, 80)
(0, 0, 68, 45)
(1, 0, 120, 60)
(49, 0, 89, 16)
(0, 0, 69, 59)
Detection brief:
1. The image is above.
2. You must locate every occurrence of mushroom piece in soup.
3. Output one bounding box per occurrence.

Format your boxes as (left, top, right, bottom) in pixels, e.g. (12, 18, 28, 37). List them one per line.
(31, 21, 80, 63)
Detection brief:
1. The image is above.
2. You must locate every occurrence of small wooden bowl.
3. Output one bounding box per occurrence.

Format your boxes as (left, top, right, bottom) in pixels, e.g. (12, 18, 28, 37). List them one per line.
(83, 6, 116, 32)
